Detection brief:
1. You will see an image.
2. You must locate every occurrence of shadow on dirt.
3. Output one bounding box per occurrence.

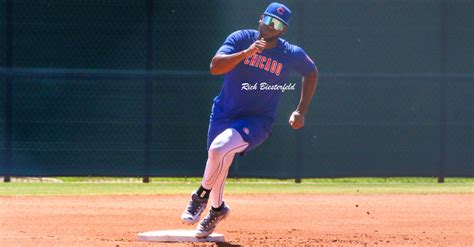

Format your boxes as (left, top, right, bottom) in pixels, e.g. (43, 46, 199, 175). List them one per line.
(217, 243, 242, 247)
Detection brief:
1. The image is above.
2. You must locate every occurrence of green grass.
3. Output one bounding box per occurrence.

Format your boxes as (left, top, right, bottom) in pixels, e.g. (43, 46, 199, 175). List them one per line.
(0, 177, 472, 196)
(35, 176, 474, 183)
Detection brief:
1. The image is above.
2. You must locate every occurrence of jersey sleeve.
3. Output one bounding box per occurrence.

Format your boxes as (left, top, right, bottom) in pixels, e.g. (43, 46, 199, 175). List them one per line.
(215, 30, 246, 55)
(292, 47, 316, 76)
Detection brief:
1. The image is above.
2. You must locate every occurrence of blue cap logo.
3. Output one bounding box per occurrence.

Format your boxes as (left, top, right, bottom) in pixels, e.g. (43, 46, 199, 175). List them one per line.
(277, 7, 285, 15)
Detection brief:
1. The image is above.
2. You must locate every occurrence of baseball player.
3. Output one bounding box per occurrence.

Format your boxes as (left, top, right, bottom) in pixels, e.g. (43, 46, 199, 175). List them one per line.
(181, 2, 318, 238)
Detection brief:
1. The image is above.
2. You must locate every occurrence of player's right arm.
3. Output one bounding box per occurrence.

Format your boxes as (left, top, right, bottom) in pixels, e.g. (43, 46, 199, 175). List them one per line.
(210, 38, 266, 75)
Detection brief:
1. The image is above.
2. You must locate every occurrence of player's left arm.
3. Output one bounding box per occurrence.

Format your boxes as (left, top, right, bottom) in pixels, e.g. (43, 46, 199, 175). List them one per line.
(289, 67, 318, 129)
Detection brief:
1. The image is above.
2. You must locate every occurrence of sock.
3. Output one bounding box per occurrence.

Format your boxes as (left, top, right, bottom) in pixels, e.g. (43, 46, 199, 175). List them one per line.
(196, 185, 211, 199)
(211, 202, 224, 211)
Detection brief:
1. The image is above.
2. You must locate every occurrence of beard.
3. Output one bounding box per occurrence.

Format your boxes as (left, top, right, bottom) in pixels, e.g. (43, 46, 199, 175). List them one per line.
(262, 35, 278, 42)
(258, 30, 279, 42)
(258, 26, 281, 42)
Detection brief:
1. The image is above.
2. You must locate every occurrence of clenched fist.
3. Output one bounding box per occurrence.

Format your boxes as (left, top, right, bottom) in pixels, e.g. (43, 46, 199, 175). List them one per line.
(289, 111, 305, 129)
(243, 38, 267, 57)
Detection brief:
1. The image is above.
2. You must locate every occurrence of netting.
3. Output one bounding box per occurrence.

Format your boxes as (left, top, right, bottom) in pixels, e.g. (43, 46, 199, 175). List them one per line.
(0, 0, 472, 178)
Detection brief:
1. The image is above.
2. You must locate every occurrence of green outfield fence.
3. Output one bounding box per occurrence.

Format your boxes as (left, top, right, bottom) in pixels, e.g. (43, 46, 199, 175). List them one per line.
(0, 0, 473, 181)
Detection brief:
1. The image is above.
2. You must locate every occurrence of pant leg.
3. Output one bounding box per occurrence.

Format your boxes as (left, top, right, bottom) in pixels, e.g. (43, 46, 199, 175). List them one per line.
(202, 128, 248, 208)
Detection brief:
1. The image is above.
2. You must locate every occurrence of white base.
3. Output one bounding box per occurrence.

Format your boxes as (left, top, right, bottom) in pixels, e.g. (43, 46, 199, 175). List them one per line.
(138, 230, 225, 243)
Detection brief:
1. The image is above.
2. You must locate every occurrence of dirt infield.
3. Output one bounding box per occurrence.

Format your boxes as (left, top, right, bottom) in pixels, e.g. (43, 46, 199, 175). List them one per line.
(0, 194, 472, 246)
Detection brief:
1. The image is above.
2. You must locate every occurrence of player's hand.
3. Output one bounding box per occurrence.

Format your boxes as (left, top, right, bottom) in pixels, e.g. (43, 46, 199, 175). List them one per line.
(289, 111, 305, 129)
(244, 38, 267, 57)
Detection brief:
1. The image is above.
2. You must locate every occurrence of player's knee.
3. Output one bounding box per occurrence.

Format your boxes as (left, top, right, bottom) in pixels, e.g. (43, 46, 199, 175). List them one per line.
(208, 128, 246, 159)
(208, 145, 225, 160)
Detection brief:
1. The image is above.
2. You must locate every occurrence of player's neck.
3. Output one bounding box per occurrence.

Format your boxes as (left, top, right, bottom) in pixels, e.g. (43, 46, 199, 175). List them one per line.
(258, 35, 279, 49)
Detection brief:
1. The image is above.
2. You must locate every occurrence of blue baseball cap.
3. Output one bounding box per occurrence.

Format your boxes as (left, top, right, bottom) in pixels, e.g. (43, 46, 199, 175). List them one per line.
(263, 2, 291, 26)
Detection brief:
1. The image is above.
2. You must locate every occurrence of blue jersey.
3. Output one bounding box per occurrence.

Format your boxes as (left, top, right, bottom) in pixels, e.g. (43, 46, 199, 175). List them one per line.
(211, 29, 315, 122)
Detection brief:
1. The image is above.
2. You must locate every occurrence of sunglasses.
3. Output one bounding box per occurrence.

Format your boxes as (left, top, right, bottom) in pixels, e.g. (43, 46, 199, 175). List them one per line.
(262, 15, 285, 31)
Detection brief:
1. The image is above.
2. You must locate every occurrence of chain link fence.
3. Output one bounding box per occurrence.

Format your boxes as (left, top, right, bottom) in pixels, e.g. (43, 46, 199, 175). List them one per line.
(0, 0, 473, 179)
